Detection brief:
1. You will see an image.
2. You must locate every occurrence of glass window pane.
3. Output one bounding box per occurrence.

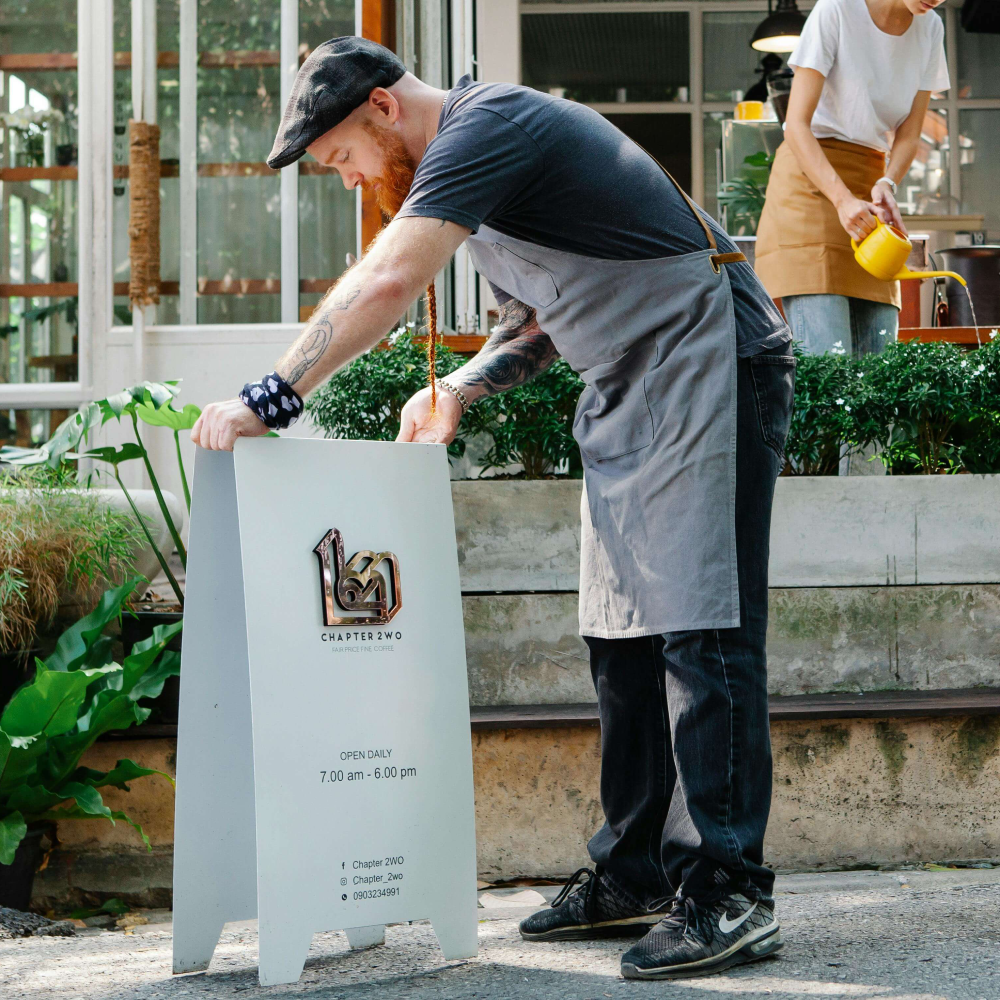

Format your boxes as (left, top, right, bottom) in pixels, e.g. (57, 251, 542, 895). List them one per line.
(703, 12, 775, 103)
(197, 0, 281, 324)
(957, 22, 1000, 98)
(1, 0, 79, 384)
(522, 12, 690, 104)
(703, 112, 730, 222)
(299, 0, 356, 321)
(300, 0, 355, 50)
(959, 110, 1000, 240)
(899, 106, 951, 216)
(0, 407, 62, 447)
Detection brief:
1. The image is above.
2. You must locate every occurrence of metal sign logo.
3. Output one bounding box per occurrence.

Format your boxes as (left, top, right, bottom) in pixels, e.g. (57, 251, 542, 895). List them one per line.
(313, 528, 402, 626)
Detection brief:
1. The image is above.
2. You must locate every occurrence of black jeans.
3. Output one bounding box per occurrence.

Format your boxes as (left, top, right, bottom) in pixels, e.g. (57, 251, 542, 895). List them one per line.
(585, 340, 795, 900)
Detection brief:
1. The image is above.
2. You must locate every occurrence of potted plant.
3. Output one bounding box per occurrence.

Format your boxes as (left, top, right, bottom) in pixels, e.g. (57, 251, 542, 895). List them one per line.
(0, 579, 180, 910)
(718, 151, 773, 236)
(0, 107, 65, 168)
(3, 381, 201, 724)
(0, 467, 143, 708)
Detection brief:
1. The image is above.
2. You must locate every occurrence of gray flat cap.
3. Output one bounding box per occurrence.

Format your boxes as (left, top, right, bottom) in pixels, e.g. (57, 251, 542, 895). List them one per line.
(267, 36, 406, 169)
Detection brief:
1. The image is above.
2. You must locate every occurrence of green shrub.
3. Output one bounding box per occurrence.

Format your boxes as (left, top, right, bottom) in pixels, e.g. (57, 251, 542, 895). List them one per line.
(784, 345, 858, 475)
(786, 338, 1000, 476)
(305, 332, 471, 460)
(472, 359, 584, 478)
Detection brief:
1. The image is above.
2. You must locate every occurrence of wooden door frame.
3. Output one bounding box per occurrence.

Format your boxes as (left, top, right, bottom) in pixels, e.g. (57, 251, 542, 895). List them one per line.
(359, 0, 395, 253)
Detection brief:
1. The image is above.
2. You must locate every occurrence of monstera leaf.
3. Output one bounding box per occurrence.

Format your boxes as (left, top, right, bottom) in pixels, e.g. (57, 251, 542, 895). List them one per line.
(136, 401, 200, 431)
(0, 584, 180, 864)
(98, 382, 180, 424)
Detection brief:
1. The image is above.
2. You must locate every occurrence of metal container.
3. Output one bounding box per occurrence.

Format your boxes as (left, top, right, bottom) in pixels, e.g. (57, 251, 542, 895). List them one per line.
(934, 245, 1000, 326)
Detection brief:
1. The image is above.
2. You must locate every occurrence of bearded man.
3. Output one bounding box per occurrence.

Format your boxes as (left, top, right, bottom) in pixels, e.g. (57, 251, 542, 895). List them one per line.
(193, 36, 794, 980)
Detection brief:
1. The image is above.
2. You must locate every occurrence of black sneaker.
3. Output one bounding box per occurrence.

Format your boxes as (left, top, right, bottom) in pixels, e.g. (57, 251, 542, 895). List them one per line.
(620, 863, 783, 980)
(518, 868, 666, 942)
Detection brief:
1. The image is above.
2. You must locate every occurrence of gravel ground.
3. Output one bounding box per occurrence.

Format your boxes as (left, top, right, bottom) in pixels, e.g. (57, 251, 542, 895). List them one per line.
(2, 868, 998, 1000)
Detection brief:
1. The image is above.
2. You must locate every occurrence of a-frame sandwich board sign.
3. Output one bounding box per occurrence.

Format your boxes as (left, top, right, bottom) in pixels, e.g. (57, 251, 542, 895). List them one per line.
(172, 439, 478, 986)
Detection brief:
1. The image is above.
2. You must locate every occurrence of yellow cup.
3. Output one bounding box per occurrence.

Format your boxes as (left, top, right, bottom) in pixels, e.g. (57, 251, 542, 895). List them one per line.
(851, 221, 967, 285)
(735, 100, 765, 121)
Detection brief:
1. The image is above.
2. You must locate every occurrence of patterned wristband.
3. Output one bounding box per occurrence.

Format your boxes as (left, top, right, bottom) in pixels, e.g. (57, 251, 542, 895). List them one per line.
(239, 371, 304, 430)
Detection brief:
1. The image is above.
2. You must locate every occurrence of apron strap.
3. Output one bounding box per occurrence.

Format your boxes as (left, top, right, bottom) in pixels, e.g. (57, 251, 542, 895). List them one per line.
(628, 140, 746, 271)
(655, 166, 748, 272)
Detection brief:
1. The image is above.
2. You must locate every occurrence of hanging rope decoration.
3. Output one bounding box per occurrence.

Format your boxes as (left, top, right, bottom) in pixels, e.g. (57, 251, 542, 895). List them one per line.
(128, 120, 161, 308)
(426, 282, 438, 415)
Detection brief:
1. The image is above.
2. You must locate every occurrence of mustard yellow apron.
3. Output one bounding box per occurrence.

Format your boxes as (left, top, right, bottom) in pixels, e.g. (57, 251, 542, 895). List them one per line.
(755, 138, 900, 309)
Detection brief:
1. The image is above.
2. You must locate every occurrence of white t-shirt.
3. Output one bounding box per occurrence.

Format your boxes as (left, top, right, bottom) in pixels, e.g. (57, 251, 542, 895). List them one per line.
(789, 0, 950, 152)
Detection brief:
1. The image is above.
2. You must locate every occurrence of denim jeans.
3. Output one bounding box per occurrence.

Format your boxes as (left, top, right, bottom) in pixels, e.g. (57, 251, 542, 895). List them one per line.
(782, 293, 898, 357)
(585, 340, 795, 901)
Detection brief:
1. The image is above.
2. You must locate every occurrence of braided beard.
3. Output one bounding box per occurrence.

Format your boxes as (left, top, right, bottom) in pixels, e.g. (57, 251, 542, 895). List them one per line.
(360, 119, 416, 219)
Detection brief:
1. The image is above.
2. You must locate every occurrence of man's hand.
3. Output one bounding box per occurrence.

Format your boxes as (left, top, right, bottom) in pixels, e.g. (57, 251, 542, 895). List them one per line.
(871, 180, 905, 232)
(396, 385, 463, 445)
(190, 399, 269, 451)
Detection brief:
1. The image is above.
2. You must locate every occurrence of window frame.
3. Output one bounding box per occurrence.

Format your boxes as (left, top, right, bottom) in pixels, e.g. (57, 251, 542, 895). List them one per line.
(518, 1, 1000, 227)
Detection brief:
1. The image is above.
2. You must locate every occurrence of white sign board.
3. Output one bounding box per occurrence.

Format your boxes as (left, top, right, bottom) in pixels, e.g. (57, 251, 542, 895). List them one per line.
(172, 439, 478, 986)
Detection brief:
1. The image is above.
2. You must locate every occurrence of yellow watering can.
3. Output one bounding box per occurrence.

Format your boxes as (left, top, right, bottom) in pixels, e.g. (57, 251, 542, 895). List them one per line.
(852, 222, 967, 286)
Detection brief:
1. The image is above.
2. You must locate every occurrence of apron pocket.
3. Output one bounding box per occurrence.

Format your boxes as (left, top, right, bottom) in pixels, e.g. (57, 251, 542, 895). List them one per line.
(750, 353, 796, 460)
(491, 242, 559, 308)
(574, 340, 655, 462)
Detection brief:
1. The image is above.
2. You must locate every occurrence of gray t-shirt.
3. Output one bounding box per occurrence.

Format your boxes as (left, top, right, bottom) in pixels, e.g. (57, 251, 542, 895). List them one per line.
(397, 76, 790, 358)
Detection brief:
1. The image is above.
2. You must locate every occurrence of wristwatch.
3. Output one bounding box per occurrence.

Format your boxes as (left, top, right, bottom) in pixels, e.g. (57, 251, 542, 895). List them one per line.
(875, 176, 897, 195)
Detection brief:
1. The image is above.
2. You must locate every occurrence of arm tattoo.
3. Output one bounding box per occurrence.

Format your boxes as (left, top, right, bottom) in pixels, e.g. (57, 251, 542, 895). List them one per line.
(451, 298, 559, 397)
(280, 286, 361, 386)
(285, 319, 332, 386)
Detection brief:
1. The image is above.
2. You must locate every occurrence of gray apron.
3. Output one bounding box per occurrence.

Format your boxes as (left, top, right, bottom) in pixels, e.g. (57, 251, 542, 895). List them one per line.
(465, 166, 746, 639)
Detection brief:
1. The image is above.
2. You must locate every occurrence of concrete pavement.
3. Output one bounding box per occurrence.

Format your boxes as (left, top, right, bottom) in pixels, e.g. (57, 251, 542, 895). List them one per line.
(2, 867, 998, 1000)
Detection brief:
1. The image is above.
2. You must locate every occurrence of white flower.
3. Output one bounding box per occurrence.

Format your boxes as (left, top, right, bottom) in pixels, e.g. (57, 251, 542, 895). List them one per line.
(845, 405, 852, 412)
(833, 341, 843, 347)
(961, 360, 968, 367)
(978, 364, 986, 373)
(835, 397, 845, 406)
(990, 329, 998, 340)
(878, 329, 887, 337)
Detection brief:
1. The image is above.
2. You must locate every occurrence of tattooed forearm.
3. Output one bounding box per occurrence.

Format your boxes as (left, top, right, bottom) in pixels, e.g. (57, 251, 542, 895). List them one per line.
(448, 298, 559, 401)
(275, 285, 362, 387)
(284, 320, 332, 386)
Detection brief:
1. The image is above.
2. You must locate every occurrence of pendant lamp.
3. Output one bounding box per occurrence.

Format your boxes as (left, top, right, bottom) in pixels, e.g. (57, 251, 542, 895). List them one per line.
(751, 0, 807, 53)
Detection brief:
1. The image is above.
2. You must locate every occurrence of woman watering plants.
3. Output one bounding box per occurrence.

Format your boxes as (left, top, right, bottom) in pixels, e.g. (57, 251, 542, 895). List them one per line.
(755, 0, 949, 355)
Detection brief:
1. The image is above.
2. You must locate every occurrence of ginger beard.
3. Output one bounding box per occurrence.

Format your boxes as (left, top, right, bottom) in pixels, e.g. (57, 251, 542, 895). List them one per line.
(359, 119, 439, 414)
(361, 119, 416, 220)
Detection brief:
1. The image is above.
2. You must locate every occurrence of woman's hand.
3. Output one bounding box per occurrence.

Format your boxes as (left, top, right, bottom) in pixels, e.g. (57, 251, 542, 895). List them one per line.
(871, 180, 905, 232)
(836, 194, 880, 243)
(396, 385, 463, 445)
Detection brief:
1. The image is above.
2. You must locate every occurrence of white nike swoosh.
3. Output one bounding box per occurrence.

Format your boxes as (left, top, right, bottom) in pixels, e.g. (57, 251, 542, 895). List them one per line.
(718, 902, 758, 934)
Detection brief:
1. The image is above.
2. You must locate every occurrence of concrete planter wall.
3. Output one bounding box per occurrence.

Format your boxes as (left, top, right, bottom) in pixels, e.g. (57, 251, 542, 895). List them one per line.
(453, 476, 1000, 705)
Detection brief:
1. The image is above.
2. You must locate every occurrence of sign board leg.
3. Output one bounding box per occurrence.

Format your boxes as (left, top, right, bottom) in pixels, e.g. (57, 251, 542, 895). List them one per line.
(172, 451, 259, 975)
(257, 922, 315, 987)
(429, 906, 480, 960)
(345, 924, 385, 949)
